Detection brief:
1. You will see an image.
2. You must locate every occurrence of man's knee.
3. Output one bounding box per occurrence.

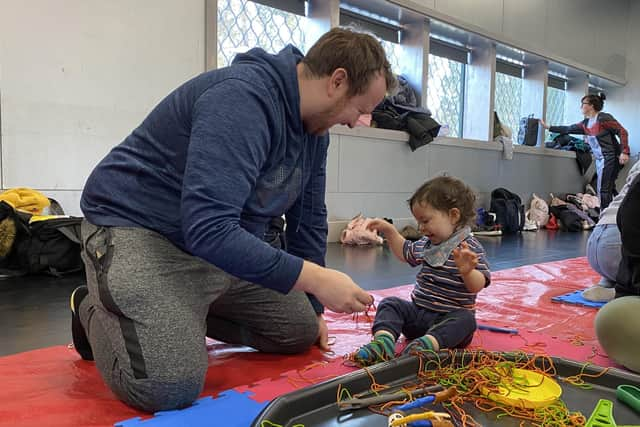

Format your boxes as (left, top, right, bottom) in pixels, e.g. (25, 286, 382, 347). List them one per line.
(104, 352, 209, 413)
(118, 372, 206, 412)
(273, 311, 318, 354)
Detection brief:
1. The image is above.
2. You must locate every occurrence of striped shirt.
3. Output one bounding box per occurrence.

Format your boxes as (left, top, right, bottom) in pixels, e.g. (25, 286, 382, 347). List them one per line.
(403, 236, 491, 312)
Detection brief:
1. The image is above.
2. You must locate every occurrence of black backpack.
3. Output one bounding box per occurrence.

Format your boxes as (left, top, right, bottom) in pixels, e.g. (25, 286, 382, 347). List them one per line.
(0, 201, 83, 277)
(517, 115, 539, 146)
(490, 188, 525, 233)
(549, 205, 583, 232)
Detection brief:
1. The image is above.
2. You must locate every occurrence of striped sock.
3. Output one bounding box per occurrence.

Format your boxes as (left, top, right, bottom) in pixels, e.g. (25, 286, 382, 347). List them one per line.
(352, 333, 396, 367)
(402, 335, 435, 355)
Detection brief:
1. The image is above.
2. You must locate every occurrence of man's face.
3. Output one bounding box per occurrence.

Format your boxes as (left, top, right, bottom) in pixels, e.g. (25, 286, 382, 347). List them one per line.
(304, 73, 387, 135)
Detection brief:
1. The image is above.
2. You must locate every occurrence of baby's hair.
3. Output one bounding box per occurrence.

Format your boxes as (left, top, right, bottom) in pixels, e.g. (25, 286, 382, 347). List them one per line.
(408, 176, 476, 227)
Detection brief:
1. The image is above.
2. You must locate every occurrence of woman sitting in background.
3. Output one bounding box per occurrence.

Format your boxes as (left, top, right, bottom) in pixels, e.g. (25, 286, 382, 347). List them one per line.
(582, 160, 640, 302)
(595, 170, 640, 373)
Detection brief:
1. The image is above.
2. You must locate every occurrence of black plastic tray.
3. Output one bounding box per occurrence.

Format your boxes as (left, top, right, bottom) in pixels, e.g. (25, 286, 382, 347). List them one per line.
(252, 352, 640, 426)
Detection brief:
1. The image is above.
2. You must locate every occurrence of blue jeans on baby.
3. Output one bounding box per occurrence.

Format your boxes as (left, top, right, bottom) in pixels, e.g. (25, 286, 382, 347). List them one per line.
(372, 296, 476, 349)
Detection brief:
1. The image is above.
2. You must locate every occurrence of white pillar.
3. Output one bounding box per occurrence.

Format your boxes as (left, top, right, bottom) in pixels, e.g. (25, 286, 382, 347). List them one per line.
(463, 41, 496, 141)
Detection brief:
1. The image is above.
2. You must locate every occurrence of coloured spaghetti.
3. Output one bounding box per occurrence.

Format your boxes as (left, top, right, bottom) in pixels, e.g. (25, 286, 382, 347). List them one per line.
(339, 350, 601, 426)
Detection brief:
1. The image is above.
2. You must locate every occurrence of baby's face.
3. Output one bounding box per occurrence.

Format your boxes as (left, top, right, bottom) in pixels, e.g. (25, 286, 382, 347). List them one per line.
(411, 202, 457, 244)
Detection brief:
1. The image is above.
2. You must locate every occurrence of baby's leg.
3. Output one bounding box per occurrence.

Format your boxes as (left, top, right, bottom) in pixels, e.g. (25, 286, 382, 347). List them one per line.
(402, 309, 476, 355)
(351, 297, 417, 366)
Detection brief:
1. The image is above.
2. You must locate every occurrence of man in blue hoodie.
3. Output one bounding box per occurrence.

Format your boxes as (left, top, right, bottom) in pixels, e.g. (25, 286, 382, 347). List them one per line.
(70, 27, 395, 411)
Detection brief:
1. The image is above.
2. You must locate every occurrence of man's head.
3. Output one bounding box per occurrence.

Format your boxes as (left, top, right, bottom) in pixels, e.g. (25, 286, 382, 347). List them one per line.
(298, 27, 396, 135)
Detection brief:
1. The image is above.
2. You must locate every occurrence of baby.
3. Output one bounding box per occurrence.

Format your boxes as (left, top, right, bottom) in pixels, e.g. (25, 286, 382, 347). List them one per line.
(352, 176, 491, 366)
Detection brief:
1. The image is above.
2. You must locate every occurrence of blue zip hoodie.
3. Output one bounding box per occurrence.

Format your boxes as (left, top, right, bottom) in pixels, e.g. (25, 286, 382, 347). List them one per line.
(81, 46, 329, 300)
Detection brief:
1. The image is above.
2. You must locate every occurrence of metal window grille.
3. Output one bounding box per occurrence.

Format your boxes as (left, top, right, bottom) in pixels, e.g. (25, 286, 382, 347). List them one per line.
(427, 54, 464, 137)
(546, 86, 566, 142)
(379, 40, 402, 75)
(217, 0, 307, 68)
(495, 72, 523, 142)
(338, 4, 402, 74)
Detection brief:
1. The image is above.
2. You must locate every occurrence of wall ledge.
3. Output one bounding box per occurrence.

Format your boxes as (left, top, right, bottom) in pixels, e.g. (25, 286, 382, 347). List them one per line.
(329, 126, 577, 159)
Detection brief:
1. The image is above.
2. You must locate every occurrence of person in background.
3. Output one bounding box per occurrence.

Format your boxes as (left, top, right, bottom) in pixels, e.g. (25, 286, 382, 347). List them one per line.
(541, 93, 629, 210)
(595, 171, 640, 373)
(70, 27, 395, 412)
(351, 176, 490, 367)
(582, 160, 640, 302)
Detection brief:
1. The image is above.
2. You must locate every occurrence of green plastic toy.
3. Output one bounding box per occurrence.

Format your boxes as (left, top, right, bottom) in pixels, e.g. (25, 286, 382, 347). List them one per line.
(616, 384, 640, 414)
(585, 399, 616, 427)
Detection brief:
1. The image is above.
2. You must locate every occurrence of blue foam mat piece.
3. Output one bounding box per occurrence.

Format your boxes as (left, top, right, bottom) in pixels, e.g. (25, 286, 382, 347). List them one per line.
(114, 390, 267, 427)
(551, 290, 606, 308)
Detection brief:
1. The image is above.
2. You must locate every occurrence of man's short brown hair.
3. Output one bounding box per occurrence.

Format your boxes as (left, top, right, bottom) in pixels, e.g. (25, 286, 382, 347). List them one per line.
(301, 27, 396, 97)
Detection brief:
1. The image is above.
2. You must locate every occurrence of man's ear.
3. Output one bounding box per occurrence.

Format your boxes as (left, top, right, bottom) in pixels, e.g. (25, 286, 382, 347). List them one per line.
(328, 68, 349, 98)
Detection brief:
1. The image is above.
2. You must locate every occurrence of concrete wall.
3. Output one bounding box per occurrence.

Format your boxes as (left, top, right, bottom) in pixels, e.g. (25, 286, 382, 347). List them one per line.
(407, 0, 630, 82)
(0, 0, 630, 241)
(326, 126, 582, 240)
(0, 0, 204, 212)
(607, 0, 640, 174)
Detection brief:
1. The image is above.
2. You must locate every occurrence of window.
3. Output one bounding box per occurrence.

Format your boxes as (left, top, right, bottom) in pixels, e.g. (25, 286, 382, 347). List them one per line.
(427, 55, 464, 137)
(546, 76, 566, 141)
(339, 4, 403, 75)
(379, 40, 403, 75)
(217, 0, 308, 68)
(426, 39, 468, 138)
(494, 60, 523, 142)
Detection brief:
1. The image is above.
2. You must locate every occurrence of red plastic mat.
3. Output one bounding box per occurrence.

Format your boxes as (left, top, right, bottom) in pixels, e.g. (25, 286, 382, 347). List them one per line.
(0, 257, 620, 427)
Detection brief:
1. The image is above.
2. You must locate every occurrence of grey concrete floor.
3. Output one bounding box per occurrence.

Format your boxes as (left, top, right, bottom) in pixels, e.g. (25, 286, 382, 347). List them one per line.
(0, 230, 589, 356)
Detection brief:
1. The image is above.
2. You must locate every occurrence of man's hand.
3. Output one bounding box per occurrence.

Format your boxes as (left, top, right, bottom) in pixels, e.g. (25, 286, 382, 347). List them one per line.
(294, 261, 373, 314)
(316, 315, 330, 351)
(452, 242, 479, 276)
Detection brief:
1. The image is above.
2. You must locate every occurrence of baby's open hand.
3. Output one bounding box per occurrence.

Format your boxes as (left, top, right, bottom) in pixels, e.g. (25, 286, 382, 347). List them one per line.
(452, 242, 478, 275)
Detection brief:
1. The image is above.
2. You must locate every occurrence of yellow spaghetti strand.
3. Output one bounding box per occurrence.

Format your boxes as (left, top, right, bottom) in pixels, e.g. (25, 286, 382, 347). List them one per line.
(260, 421, 305, 427)
(390, 411, 451, 426)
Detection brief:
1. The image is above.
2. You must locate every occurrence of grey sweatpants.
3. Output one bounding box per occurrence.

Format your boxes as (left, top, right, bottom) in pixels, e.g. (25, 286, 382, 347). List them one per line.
(78, 221, 318, 412)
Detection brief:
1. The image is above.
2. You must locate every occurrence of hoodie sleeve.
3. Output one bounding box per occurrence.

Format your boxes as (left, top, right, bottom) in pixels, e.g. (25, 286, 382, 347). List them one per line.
(285, 136, 330, 313)
(549, 122, 586, 135)
(181, 80, 303, 293)
(599, 113, 630, 154)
